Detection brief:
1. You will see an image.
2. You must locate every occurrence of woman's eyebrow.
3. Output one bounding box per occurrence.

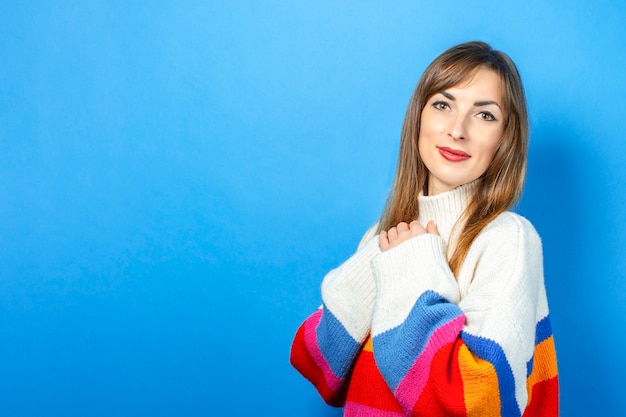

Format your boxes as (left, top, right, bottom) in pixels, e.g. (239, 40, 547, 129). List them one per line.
(441, 91, 455, 100)
(439, 92, 502, 110)
(475, 100, 502, 109)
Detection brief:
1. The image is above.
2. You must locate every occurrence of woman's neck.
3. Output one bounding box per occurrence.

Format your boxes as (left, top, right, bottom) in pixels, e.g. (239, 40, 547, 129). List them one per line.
(418, 181, 477, 247)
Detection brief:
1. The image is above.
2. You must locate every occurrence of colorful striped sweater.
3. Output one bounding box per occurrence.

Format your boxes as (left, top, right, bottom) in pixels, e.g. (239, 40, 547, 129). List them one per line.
(290, 183, 558, 416)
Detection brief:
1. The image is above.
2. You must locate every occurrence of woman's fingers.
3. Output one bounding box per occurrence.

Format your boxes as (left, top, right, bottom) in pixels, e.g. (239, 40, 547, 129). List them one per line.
(379, 230, 390, 251)
(396, 222, 409, 234)
(409, 220, 426, 235)
(388, 222, 419, 250)
(381, 227, 399, 252)
(380, 220, 438, 252)
(426, 220, 440, 236)
(387, 226, 398, 242)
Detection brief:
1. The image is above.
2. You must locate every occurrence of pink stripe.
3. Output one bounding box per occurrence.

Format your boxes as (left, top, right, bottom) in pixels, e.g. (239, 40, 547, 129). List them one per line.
(394, 314, 465, 410)
(303, 309, 343, 391)
(344, 402, 406, 417)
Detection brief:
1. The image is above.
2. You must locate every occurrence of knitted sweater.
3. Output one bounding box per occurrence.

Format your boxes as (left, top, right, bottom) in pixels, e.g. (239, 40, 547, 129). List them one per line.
(290, 182, 558, 416)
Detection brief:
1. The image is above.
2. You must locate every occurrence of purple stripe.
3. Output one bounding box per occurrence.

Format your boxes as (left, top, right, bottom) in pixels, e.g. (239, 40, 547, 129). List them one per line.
(373, 291, 463, 390)
(344, 402, 406, 417)
(303, 309, 343, 391)
(394, 315, 465, 410)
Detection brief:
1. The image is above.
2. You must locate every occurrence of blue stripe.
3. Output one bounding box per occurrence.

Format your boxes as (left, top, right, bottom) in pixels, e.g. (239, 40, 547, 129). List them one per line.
(316, 306, 360, 379)
(535, 315, 552, 345)
(526, 356, 533, 378)
(373, 290, 463, 391)
(461, 332, 521, 417)
(526, 315, 554, 377)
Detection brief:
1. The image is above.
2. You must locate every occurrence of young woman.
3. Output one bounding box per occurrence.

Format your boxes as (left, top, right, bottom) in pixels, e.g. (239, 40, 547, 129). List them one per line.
(290, 41, 558, 416)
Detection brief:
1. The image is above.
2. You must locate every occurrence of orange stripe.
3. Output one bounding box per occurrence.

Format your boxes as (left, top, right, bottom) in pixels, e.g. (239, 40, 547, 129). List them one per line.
(458, 344, 501, 417)
(526, 336, 558, 407)
(523, 376, 559, 416)
(363, 335, 373, 352)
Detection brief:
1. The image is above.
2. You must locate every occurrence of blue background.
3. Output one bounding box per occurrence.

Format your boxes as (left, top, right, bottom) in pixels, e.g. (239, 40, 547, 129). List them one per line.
(1, 1, 625, 416)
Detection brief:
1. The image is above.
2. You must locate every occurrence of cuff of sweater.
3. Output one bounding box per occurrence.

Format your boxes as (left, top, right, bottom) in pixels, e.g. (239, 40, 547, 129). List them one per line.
(321, 236, 381, 342)
(371, 233, 460, 306)
(370, 234, 460, 336)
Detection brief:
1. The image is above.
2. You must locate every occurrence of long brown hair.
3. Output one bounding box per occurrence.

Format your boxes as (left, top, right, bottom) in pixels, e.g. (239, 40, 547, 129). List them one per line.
(377, 41, 529, 276)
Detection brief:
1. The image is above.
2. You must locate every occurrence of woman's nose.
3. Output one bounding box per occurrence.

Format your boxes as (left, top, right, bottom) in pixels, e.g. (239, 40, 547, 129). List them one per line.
(449, 116, 467, 140)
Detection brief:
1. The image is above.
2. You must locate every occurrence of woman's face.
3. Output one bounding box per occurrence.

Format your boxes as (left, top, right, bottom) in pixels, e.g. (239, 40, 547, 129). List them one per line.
(418, 67, 505, 195)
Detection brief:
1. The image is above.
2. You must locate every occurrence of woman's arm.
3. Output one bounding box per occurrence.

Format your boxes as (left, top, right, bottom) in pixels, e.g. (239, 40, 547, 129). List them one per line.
(371, 214, 558, 417)
(290, 234, 381, 406)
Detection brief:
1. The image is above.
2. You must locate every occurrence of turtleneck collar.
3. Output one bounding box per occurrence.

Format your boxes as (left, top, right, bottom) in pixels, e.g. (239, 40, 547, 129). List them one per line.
(417, 180, 477, 247)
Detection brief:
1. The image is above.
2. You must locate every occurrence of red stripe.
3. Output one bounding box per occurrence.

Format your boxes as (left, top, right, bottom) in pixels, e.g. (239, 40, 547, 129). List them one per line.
(290, 319, 347, 407)
(394, 314, 465, 409)
(345, 348, 405, 413)
(522, 376, 559, 417)
(412, 340, 467, 416)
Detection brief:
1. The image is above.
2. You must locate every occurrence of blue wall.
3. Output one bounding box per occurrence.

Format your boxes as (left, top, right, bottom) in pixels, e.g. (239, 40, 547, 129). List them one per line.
(1, 1, 625, 416)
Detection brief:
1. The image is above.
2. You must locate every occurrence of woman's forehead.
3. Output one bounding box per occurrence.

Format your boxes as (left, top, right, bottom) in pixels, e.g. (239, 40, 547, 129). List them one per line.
(432, 68, 504, 103)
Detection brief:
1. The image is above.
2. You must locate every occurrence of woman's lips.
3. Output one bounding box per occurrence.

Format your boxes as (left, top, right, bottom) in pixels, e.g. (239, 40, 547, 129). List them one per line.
(438, 146, 470, 162)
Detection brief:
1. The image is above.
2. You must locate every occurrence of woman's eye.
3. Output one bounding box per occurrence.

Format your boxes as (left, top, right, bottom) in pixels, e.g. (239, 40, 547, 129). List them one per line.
(432, 101, 450, 110)
(478, 111, 496, 121)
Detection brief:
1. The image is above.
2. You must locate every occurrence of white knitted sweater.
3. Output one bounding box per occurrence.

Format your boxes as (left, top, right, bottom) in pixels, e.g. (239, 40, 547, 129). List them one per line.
(311, 181, 556, 415)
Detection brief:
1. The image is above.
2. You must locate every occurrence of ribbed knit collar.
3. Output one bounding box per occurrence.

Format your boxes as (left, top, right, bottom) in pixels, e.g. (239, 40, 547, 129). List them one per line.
(417, 180, 477, 246)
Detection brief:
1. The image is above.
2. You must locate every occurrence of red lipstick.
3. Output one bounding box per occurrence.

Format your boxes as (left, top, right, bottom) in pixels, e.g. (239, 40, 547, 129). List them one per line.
(438, 146, 470, 162)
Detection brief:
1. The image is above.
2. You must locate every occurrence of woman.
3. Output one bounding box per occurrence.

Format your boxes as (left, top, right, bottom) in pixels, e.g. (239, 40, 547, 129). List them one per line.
(290, 41, 558, 416)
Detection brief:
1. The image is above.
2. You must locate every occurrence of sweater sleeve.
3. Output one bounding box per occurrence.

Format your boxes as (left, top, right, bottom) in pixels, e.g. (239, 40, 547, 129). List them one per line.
(290, 234, 381, 406)
(369, 214, 558, 417)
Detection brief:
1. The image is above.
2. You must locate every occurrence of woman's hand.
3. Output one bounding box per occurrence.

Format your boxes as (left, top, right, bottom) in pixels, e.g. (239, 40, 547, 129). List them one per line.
(379, 220, 439, 252)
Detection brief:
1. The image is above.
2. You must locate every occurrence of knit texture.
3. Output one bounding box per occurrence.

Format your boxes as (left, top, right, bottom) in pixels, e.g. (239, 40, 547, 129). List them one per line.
(290, 183, 558, 416)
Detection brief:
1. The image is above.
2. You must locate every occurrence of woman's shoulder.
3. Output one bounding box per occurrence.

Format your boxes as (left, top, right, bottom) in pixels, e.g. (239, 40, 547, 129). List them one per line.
(459, 211, 544, 289)
(478, 211, 542, 249)
(357, 223, 380, 249)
